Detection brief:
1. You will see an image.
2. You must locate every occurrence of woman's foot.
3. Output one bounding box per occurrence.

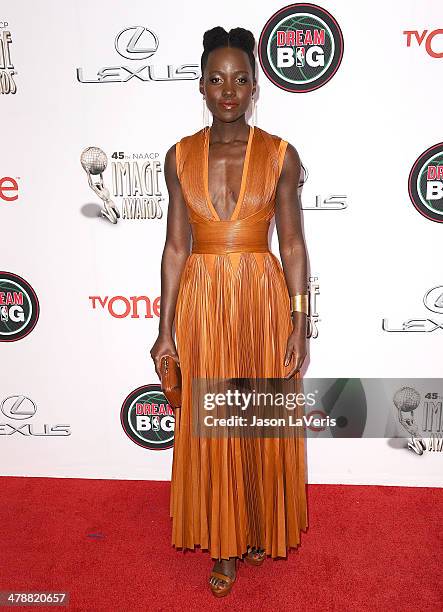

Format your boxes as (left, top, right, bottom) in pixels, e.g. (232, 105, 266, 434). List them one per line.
(209, 557, 237, 597)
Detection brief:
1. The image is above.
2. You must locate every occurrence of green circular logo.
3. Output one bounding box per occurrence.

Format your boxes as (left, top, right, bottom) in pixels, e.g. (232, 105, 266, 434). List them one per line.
(120, 384, 175, 450)
(259, 3, 344, 92)
(408, 142, 443, 223)
(0, 271, 39, 342)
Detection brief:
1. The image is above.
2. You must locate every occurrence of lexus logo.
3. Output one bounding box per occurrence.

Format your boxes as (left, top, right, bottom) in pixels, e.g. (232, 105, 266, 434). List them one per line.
(0, 395, 71, 437)
(114, 26, 159, 60)
(424, 286, 443, 314)
(76, 26, 199, 84)
(382, 285, 443, 332)
(1, 395, 36, 419)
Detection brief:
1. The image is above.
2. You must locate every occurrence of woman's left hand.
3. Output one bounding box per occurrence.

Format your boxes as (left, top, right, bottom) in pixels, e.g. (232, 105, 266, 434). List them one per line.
(283, 313, 307, 378)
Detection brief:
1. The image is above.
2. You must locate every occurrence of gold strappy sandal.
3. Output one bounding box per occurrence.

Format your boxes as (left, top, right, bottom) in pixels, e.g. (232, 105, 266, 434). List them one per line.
(209, 558, 238, 598)
(244, 546, 266, 566)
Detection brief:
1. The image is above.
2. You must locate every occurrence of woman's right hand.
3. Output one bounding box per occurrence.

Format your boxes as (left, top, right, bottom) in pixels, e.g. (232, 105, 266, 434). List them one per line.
(149, 333, 180, 379)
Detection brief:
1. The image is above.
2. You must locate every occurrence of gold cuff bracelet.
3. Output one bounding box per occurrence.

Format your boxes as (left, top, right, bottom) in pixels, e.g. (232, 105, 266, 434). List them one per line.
(289, 294, 309, 314)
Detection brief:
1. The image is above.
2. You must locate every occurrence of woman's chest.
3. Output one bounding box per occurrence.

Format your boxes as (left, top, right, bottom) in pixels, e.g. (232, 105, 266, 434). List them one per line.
(207, 140, 250, 221)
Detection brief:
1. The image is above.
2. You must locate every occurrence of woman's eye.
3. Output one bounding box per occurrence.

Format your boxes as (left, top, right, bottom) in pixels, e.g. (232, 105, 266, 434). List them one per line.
(208, 76, 248, 84)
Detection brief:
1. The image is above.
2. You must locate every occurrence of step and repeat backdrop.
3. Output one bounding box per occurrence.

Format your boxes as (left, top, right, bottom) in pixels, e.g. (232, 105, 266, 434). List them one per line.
(1, 1, 442, 486)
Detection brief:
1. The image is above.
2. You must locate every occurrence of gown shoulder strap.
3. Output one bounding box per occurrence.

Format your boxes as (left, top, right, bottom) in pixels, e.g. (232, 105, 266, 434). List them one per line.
(175, 140, 182, 180)
(173, 129, 204, 182)
(256, 127, 289, 179)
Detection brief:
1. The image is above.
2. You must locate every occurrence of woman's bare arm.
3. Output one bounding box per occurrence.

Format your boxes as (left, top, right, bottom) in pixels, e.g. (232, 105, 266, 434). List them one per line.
(150, 143, 191, 377)
(274, 142, 308, 376)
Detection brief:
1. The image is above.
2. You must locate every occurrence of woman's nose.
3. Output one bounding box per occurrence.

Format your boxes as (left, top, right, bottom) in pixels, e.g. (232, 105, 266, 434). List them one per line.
(222, 83, 235, 97)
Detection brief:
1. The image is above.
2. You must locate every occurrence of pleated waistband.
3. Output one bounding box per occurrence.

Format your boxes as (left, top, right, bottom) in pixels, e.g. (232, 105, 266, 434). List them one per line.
(191, 219, 270, 254)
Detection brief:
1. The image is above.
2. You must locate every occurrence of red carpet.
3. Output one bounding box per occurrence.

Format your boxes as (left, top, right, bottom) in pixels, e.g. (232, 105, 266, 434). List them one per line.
(1, 477, 441, 611)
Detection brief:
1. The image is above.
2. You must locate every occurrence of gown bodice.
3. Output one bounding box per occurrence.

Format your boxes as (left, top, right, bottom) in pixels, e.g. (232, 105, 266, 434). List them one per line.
(175, 125, 288, 226)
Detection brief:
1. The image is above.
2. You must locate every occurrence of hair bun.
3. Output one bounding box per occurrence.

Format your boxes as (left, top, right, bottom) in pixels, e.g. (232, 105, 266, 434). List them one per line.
(203, 27, 228, 51)
(201, 26, 256, 79)
(228, 28, 255, 53)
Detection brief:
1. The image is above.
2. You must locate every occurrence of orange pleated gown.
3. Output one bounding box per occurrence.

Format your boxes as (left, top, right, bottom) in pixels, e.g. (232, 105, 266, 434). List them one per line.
(170, 124, 307, 560)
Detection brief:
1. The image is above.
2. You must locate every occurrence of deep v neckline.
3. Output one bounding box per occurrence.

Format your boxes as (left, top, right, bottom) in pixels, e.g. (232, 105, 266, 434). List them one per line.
(203, 125, 254, 222)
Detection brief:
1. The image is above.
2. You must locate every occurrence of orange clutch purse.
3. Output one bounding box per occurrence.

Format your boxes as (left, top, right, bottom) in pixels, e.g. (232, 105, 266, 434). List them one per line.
(160, 355, 182, 409)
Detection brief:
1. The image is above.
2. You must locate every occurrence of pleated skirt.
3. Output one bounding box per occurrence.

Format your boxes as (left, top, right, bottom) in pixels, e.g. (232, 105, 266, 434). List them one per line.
(171, 251, 307, 560)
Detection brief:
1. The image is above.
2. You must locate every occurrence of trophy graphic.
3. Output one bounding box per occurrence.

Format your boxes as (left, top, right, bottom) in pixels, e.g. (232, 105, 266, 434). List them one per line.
(393, 386, 426, 455)
(80, 147, 120, 224)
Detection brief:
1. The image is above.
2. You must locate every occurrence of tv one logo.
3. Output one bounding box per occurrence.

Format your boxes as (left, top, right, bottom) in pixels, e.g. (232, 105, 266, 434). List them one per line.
(89, 295, 160, 319)
(0, 176, 18, 201)
(403, 29, 443, 58)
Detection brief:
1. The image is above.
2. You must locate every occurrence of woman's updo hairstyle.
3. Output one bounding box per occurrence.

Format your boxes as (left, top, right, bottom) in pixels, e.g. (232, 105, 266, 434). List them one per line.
(201, 26, 256, 81)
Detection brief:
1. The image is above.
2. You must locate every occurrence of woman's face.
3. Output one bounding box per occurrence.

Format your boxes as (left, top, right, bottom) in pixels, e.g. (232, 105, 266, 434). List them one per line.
(200, 46, 256, 123)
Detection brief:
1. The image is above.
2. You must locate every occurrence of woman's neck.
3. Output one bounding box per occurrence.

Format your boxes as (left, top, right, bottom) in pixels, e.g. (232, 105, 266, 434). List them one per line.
(208, 116, 250, 144)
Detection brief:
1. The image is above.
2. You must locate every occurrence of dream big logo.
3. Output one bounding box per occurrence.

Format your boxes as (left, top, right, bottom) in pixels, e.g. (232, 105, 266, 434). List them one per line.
(0, 272, 39, 341)
(258, 3, 344, 93)
(408, 142, 443, 223)
(120, 384, 175, 450)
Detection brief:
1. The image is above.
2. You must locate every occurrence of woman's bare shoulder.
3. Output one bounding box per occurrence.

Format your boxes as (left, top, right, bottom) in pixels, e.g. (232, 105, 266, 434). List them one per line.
(174, 127, 204, 147)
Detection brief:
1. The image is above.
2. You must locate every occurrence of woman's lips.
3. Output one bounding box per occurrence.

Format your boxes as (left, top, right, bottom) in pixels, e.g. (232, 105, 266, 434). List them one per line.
(219, 101, 239, 110)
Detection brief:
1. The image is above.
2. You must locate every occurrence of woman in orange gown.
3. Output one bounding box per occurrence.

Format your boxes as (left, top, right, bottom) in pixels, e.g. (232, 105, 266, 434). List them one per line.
(150, 26, 308, 597)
